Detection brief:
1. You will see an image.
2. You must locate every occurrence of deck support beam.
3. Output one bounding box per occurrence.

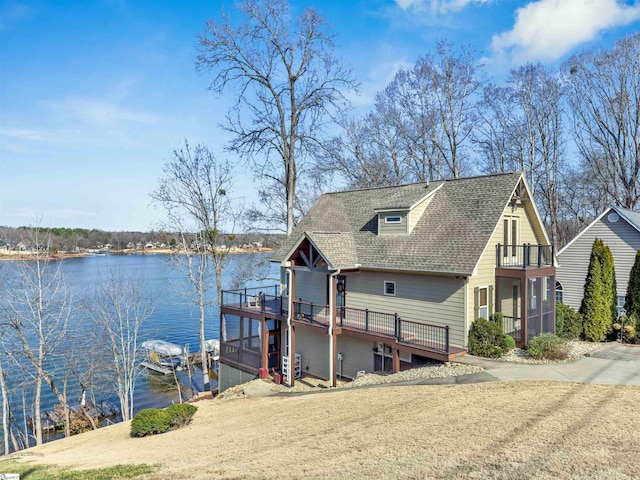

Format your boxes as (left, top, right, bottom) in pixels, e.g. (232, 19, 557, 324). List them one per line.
(392, 349, 400, 374)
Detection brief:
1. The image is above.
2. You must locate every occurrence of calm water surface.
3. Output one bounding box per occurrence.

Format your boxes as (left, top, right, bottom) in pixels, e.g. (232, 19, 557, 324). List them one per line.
(2, 253, 277, 442)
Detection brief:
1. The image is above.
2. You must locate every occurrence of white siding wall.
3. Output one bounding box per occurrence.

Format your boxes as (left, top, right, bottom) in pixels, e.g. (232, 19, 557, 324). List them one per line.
(295, 328, 330, 379)
(337, 334, 374, 378)
(557, 213, 640, 311)
(343, 270, 466, 348)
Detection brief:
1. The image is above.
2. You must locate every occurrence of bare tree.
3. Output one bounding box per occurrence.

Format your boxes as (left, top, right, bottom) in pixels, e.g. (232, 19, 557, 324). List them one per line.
(197, 0, 358, 235)
(1, 227, 72, 445)
(564, 33, 640, 209)
(477, 64, 566, 246)
(152, 142, 236, 392)
(88, 268, 153, 421)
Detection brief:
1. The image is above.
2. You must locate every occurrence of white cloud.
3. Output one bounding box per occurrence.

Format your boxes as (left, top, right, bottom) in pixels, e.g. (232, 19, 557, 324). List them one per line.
(395, 0, 490, 15)
(45, 97, 161, 126)
(491, 0, 640, 65)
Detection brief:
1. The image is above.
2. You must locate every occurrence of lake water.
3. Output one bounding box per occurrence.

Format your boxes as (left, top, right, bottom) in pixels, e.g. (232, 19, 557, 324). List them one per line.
(1, 253, 277, 445)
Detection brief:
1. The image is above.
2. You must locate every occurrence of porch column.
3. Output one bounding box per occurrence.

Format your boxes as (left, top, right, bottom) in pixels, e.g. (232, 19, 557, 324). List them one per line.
(328, 271, 340, 387)
(521, 278, 528, 347)
(392, 349, 400, 373)
(261, 318, 268, 372)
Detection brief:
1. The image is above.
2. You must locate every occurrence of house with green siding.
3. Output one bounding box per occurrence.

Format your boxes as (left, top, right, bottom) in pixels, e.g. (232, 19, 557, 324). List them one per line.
(218, 172, 556, 391)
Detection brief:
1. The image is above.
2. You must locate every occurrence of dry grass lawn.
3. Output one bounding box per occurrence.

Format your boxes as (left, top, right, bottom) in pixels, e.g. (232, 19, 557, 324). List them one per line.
(8, 381, 640, 479)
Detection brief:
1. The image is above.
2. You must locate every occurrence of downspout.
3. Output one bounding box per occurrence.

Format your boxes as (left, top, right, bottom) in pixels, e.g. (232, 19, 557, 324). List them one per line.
(329, 268, 341, 387)
(286, 266, 294, 387)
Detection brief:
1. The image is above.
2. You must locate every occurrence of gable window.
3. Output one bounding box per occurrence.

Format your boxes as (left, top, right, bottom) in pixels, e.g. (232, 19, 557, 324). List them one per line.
(385, 216, 402, 224)
(384, 281, 396, 296)
(503, 216, 519, 259)
(478, 287, 488, 319)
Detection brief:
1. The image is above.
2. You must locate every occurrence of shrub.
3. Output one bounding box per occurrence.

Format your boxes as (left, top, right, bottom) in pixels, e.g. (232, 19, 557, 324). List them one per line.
(526, 334, 568, 360)
(468, 318, 511, 358)
(130, 408, 173, 437)
(490, 311, 503, 325)
(504, 334, 516, 351)
(556, 303, 583, 339)
(130, 404, 198, 437)
(555, 305, 565, 337)
(166, 403, 197, 428)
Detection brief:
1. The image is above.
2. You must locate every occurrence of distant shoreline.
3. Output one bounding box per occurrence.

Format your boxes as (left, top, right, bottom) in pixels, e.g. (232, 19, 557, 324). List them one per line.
(0, 247, 275, 261)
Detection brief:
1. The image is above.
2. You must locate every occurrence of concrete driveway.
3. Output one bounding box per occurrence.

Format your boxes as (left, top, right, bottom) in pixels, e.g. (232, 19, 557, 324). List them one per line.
(452, 342, 640, 386)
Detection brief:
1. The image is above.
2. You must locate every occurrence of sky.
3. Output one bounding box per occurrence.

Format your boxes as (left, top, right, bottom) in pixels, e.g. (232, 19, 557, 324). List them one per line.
(1, 0, 639, 232)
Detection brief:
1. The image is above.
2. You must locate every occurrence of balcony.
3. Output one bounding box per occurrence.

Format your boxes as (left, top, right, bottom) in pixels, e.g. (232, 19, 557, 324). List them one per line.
(221, 285, 287, 318)
(337, 306, 464, 360)
(496, 244, 554, 268)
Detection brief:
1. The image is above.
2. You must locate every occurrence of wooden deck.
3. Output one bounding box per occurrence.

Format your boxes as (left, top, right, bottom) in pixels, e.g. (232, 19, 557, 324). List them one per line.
(221, 289, 467, 364)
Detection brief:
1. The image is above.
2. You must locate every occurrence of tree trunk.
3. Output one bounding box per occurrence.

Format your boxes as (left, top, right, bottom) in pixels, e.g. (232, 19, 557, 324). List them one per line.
(34, 378, 42, 446)
(0, 365, 9, 455)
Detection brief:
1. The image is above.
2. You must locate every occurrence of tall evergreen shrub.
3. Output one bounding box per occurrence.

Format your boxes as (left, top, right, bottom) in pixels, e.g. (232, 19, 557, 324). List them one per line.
(625, 250, 640, 320)
(581, 254, 610, 341)
(603, 243, 617, 321)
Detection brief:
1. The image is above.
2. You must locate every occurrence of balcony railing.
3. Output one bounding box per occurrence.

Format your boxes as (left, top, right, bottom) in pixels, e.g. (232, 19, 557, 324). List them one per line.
(337, 306, 450, 354)
(221, 285, 287, 316)
(501, 315, 522, 343)
(496, 244, 554, 268)
(293, 300, 330, 326)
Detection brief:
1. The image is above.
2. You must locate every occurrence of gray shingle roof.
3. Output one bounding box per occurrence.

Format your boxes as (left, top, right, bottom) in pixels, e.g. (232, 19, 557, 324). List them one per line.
(616, 206, 640, 232)
(273, 172, 523, 275)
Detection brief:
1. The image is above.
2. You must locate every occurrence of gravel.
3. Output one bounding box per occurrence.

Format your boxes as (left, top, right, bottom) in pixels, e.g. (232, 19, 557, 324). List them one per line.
(269, 361, 484, 393)
(220, 340, 605, 398)
(497, 340, 603, 364)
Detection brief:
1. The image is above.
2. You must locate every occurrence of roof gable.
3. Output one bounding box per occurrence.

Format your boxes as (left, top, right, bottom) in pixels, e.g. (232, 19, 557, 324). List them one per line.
(558, 205, 640, 255)
(273, 172, 527, 275)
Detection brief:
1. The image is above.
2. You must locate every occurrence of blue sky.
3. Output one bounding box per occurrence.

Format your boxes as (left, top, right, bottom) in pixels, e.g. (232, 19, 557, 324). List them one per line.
(2, 0, 639, 231)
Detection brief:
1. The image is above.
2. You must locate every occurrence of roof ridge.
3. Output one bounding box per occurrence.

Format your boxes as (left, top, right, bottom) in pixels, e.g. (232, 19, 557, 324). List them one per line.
(323, 171, 520, 196)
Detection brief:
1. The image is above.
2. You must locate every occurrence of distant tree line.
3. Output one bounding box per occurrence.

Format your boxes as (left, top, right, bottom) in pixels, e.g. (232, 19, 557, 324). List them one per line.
(0, 225, 283, 253)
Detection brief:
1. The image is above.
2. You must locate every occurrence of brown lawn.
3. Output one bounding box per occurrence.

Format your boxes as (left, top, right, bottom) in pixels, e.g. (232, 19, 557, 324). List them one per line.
(9, 381, 640, 479)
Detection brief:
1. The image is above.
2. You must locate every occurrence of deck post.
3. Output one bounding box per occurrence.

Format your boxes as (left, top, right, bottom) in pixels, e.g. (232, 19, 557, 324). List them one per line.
(310, 302, 314, 322)
(537, 244, 542, 267)
(445, 326, 450, 354)
(392, 349, 400, 373)
(261, 318, 268, 371)
(365, 309, 369, 331)
(496, 244, 501, 268)
(395, 314, 400, 340)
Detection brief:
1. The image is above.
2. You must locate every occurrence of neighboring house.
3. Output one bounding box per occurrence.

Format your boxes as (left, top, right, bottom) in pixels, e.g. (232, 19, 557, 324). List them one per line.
(556, 206, 640, 315)
(218, 172, 556, 392)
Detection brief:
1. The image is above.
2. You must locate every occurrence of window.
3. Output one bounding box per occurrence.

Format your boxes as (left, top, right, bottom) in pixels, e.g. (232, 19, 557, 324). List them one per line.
(617, 295, 626, 316)
(385, 216, 402, 224)
(384, 281, 396, 296)
(503, 216, 519, 257)
(478, 287, 488, 319)
(555, 281, 563, 304)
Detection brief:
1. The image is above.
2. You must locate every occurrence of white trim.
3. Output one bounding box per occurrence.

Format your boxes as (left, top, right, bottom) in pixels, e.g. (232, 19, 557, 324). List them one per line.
(375, 207, 410, 213)
(409, 182, 444, 209)
(384, 216, 402, 224)
(383, 280, 396, 296)
(559, 205, 640, 256)
(557, 207, 612, 255)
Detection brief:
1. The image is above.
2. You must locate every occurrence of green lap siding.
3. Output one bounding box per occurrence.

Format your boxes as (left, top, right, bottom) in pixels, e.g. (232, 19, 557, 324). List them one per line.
(343, 271, 466, 348)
